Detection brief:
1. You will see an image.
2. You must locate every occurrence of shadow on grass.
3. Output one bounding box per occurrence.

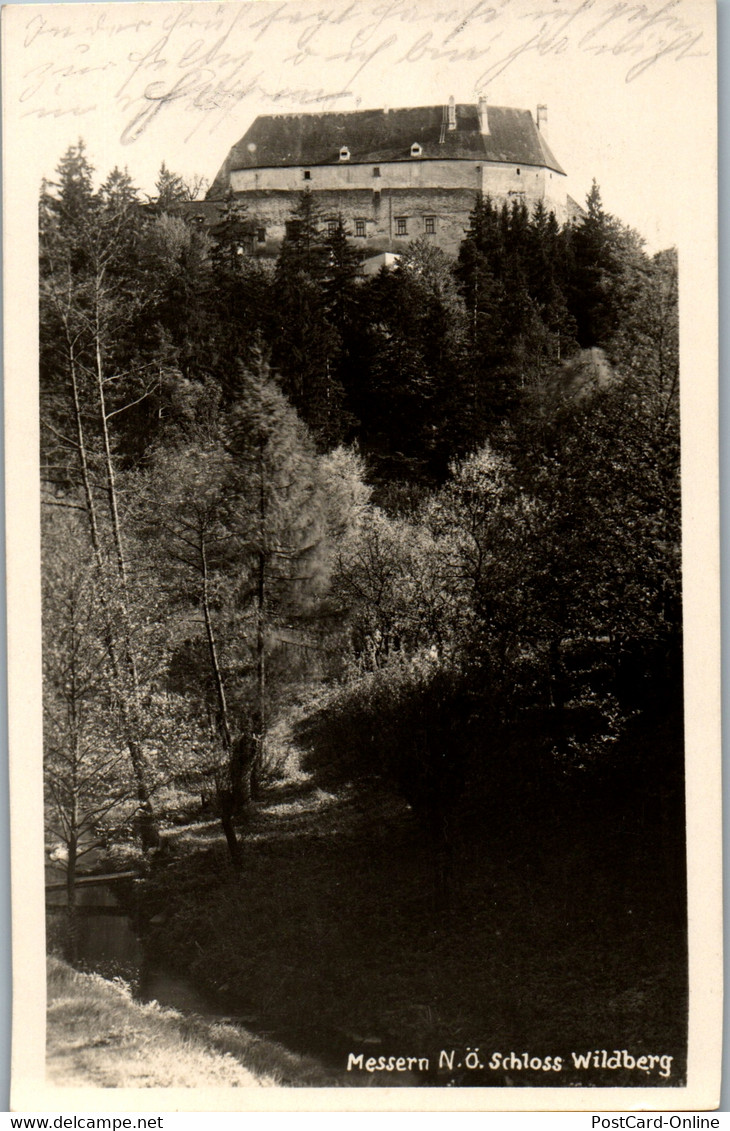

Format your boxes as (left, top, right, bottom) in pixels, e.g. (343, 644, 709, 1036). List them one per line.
(137, 699, 687, 1089)
(47, 956, 336, 1087)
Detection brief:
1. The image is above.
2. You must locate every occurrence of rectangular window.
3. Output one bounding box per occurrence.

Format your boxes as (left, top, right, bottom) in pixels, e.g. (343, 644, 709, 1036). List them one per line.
(285, 219, 302, 239)
(327, 219, 338, 236)
(303, 170, 311, 180)
(256, 227, 266, 244)
(424, 217, 435, 235)
(395, 217, 408, 236)
(355, 219, 366, 237)
(373, 167, 381, 177)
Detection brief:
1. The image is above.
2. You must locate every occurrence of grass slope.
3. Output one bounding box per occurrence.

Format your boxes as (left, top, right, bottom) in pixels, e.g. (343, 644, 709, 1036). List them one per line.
(46, 956, 335, 1087)
(137, 734, 686, 1089)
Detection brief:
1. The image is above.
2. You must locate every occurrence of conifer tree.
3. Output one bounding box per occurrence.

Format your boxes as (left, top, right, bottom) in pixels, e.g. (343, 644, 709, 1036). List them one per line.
(271, 197, 346, 447)
(567, 180, 645, 347)
(154, 161, 189, 212)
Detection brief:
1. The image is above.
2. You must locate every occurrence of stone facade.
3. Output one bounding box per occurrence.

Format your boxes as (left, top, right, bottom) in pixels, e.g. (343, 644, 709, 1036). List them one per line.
(204, 101, 578, 257)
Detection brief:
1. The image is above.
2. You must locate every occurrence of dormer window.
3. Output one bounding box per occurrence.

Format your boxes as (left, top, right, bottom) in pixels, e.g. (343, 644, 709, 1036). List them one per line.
(410, 143, 423, 158)
(339, 146, 350, 162)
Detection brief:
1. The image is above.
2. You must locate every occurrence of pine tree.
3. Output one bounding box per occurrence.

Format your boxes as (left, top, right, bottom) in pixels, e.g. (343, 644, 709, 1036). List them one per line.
(347, 240, 471, 486)
(567, 180, 645, 347)
(276, 191, 329, 280)
(53, 139, 95, 228)
(209, 194, 254, 269)
(321, 216, 363, 331)
(154, 161, 188, 212)
(270, 198, 346, 447)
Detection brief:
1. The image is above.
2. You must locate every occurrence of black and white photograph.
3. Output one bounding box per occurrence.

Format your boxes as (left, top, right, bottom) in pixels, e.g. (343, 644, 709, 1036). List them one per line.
(1, 0, 721, 1109)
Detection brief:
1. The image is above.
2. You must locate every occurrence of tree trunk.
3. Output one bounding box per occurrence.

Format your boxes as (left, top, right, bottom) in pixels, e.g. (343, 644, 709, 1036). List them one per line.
(65, 835, 78, 964)
(125, 732, 160, 850)
(252, 444, 267, 801)
(252, 547, 266, 800)
(200, 538, 233, 752)
(92, 301, 160, 849)
(219, 792, 244, 870)
(230, 732, 256, 813)
(93, 306, 130, 595)
(66, 318, 160, 849)
(201, 536, 251, 864)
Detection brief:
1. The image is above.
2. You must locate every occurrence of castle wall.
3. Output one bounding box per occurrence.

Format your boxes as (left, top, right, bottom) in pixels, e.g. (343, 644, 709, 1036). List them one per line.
(226, 162, 568, 256)
(234, 187, 477, 257)
(231, 159, 489, 193)
(479, 162, 564, 216)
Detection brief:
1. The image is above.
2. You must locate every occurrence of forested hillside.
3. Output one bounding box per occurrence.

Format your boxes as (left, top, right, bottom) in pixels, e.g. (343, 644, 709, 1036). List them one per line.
(41, 142, 684, 1085)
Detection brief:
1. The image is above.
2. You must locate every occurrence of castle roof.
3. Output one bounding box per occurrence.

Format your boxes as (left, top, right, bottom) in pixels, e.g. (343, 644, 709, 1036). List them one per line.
(208, 104, 565, 198)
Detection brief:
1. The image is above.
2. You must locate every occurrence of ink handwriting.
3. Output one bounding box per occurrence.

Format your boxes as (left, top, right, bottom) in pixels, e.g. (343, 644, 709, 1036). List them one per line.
(17, 0, 710, 147)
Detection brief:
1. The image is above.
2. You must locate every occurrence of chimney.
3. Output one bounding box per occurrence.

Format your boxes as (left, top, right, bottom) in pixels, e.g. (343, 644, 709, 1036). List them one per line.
(478, 94, 490, 136)
(448, 95, 456, 131)
(537, 104, 548, 138)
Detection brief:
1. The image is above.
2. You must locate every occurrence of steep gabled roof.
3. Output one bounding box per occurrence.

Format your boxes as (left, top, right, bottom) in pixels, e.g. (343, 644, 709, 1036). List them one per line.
(207, 104, 565, 198)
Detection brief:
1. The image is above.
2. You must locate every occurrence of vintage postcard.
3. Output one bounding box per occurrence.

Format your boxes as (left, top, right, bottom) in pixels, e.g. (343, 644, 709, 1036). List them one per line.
(1, 0, 722, 1111)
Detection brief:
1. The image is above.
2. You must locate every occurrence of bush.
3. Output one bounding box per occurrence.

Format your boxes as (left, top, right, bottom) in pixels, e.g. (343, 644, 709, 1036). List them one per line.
(297, 655, 489, 836)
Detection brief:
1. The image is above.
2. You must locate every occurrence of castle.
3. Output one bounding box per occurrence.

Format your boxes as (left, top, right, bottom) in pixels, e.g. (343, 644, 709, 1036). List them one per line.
(204, 98, 580, 259)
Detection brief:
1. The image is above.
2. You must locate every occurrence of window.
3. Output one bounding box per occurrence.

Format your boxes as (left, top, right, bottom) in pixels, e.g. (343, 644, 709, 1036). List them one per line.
(410, 142, 422, 157)
(395, 217, 408, 236)
(516, 167, 521, 175)
(355, 219, 366, 238)
(327, 219, 338, 236)
(373, 166, 381, 177)
(286, 219, 302, 239)
(257, 227, 266, 244)
(303, 170, 311, 181)
(424, 216, 435, 235)
(339, 146, 350, 161)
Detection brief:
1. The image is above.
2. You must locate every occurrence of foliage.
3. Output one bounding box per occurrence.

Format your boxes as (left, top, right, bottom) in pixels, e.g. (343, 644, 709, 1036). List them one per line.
(297, 653, 478, 837)
(43, 512, 144, 957)
(345, 240, 473, 485)
(454, 196, 578, 434)
(43, 519, 138, 849)
(567, 180, 647, 347)
(39, 145, 682, 890)
(269, 196, 350, 447)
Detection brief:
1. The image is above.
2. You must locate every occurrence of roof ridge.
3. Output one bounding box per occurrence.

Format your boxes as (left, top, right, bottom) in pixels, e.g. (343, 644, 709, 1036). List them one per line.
(207, 104, 566, 197)
(253, 102, 529, 119)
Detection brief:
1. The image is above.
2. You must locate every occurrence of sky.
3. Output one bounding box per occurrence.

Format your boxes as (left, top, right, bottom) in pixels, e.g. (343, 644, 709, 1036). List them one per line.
(2, 0, 717, 252)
